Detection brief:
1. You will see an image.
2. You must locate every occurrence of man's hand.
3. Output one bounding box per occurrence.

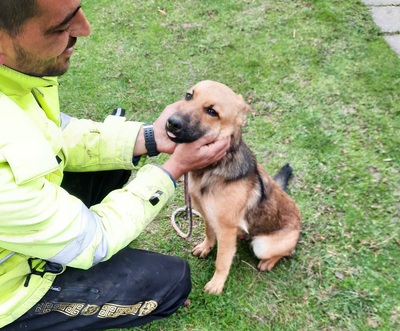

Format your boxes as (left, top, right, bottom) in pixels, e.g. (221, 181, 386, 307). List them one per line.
(162, 135, 231, 180)
(133, 101, 181, 156)
(153, 101, 181, 154)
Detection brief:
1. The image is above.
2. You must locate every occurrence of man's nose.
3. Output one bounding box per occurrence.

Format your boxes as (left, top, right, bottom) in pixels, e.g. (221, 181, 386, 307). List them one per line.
(70, 8, 91, 37)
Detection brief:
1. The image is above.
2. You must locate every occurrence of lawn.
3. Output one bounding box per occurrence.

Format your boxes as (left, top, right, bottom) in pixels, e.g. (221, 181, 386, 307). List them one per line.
(60, 0, 400, 330)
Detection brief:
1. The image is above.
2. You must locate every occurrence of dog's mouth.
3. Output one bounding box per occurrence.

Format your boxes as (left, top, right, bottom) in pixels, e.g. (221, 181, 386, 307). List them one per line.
(166, 130, 176, 139)
(165, 114, 205, 143)
(165, 128, 199, 144)
(165, 129, 185, 143)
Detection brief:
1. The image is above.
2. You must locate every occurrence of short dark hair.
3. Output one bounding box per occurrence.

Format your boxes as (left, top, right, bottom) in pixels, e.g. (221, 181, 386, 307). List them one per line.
(0, 0, 40, 36)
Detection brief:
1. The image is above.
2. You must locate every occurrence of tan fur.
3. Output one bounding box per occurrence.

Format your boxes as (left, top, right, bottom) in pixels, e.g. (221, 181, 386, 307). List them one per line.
(167, 81, 301, 294)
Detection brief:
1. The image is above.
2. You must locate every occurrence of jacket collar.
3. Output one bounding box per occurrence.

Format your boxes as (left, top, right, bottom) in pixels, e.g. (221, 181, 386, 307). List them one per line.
(0, 65, 58, 97)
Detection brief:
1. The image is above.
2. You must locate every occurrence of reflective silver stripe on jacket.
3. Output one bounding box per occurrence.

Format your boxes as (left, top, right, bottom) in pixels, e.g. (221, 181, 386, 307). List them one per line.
(48, 205, 108, 266)
(0, 252, 15, 264)
(60, 112, 72, 130)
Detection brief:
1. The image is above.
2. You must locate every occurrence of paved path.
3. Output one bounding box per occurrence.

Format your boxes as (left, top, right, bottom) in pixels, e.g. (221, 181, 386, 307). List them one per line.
(362, 0, 400, 56)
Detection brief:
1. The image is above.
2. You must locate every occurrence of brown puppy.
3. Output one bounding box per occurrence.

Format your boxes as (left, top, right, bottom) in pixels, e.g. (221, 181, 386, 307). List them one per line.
(166, 80, 301, 294)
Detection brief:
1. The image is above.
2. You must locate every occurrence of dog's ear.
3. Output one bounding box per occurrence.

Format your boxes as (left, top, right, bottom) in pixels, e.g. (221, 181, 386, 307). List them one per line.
(236, 94, 250, 126)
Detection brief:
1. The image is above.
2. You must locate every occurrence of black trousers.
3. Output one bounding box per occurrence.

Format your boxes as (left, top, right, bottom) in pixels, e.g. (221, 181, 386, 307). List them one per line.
(5, 170, 192, 331)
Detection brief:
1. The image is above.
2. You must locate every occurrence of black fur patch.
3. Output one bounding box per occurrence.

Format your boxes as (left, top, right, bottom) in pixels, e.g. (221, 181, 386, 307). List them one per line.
(255, 167, 267, 203)
(273, 163, 293, 192)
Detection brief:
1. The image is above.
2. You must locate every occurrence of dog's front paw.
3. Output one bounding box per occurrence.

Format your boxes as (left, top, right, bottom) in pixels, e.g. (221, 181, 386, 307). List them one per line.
(192, 240, 214, 258)
(204, 275, 226, 295)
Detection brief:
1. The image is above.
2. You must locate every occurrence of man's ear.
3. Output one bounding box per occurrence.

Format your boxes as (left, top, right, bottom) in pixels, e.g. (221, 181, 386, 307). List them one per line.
(0, 30, 13, 65)
(0, 31, 7, 64)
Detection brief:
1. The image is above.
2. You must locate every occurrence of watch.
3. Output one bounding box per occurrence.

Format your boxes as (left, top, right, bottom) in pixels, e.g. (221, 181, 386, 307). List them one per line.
(143, 123, 159, 157)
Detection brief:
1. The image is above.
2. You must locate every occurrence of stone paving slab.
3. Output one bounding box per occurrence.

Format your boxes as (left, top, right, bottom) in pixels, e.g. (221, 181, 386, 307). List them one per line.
(384, 35, 400, 54)
(370, 6, 400, 32)
(363, 0, 400, 5)
(362, 0, 400, 57)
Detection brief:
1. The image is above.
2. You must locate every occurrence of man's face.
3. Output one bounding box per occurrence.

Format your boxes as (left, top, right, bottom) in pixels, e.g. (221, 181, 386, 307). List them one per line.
(0, 0, 91, 77)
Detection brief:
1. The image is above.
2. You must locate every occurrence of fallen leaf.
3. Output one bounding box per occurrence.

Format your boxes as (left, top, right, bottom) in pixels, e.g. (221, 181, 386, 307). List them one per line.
(157, 7, 167, 15)
(334, 272, 344, 280)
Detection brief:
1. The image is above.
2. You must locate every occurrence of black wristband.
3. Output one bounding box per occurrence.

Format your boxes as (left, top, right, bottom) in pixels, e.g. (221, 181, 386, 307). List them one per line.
(143, 123, 159, 157)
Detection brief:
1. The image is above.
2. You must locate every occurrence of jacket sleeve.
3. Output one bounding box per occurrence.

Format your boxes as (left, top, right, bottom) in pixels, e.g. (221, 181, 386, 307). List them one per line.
(0, 112, 175, 269)
(61, 114, 143, 172)
(0, 161, 175, 269)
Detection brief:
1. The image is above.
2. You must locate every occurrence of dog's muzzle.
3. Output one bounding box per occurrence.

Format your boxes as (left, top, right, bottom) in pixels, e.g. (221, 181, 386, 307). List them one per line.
(166, 115, 183, 135)
(165, 115, 184, 142)
(165, 114, 206, 143)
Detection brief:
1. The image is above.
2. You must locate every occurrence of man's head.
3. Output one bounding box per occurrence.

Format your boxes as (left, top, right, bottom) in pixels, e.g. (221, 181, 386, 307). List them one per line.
(0, 0, 91, 77)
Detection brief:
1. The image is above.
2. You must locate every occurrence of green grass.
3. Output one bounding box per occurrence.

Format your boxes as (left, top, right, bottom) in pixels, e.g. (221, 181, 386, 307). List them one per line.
(60, 0, 400, 329)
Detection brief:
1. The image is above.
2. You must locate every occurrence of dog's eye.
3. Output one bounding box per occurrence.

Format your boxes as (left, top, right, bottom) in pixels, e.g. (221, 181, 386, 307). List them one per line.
(205, 107, 218, 117)
(185, 93, 193, 101)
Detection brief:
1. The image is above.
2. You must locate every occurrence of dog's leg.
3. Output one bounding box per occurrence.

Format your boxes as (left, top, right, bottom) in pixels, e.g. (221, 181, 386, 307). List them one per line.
(251, 228, 299, 271)
(204, 225, 238, 294)
(192, 219, 216, 258)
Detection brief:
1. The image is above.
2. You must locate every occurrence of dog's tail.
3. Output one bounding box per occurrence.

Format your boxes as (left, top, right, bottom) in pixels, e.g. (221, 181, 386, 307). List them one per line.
(273, 163, 293, 192)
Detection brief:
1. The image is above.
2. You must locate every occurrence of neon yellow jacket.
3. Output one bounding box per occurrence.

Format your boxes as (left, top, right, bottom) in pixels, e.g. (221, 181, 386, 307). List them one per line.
(0, 65, 175, 327)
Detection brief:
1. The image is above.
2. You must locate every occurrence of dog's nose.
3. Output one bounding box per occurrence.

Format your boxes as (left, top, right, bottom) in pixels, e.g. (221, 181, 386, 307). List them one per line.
(166, 116, 183, 133)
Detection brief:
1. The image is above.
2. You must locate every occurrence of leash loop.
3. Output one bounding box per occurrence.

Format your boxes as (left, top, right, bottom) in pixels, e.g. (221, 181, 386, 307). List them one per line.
(171, 173, 201, 238)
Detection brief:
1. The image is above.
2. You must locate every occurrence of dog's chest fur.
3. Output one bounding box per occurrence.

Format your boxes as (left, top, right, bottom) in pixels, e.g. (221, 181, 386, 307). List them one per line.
(188, 139, 283, 234)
